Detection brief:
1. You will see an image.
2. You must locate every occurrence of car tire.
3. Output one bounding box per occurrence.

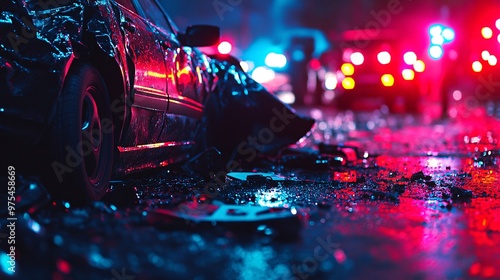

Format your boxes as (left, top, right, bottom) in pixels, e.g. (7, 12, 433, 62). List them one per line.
(49, 63, 114, 203)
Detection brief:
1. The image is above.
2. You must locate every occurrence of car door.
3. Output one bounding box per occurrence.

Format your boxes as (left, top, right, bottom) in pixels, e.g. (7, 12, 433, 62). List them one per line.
(172, 46, 205, 119)
(114, 1, 169, 146)
(133, 0, 206, 120)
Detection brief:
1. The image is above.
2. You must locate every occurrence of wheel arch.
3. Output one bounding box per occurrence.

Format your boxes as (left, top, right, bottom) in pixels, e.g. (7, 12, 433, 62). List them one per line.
(65, 39, 129, 149)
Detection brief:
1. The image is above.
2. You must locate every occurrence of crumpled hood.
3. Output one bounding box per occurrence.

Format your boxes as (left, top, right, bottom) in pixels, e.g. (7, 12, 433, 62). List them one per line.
(204, 54, 315, 161)
(0, 0, 120, 64)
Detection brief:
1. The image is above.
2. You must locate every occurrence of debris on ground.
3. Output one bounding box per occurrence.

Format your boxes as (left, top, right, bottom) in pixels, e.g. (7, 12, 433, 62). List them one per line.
(147, 200, 302, 238)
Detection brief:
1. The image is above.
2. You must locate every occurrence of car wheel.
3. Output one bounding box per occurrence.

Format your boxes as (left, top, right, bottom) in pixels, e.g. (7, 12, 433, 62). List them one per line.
(50, 63, 113, 203)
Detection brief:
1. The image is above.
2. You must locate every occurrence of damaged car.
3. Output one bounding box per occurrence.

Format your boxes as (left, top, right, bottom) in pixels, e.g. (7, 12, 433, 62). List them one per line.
(0, 0, 314, 202)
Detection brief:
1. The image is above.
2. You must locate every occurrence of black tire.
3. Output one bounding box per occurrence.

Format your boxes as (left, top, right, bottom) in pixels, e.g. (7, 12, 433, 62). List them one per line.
(49, 63, 113, 203)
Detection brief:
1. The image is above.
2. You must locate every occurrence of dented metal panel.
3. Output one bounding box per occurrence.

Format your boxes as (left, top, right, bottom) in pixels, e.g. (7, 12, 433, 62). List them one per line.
(204, 55, 315, 162)
(0, 0, 129, 144)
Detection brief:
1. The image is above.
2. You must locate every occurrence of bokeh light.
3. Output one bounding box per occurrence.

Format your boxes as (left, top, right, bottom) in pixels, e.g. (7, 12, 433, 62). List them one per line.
(322, 90, 336, 103)
(429, 45, 443, 59)
(240, 61, 250, 72)
(217, 41, 232, 54)
(429, 25, 443, 37)
(377, 51, 391, 64)
(276, 91, 295, 104)
(342, 77, 355, 89)
(472, 61, 483, 72)
(413, 60, 426, 72)
(341, 63, 355, 76)
(481, 50, 490, 61)
(251, 66, 275, 83)
(442, 28, 455, 41)
(264, 52, 287, 68)
(404, 51, 417, 65)
(350, 52, 364, 65)
(324, 72, 338, 90)
(381, 74, 394, 87)
(431, 35, 444, 45)
(342, 48, 353, 62)
(481, 27, 493, 39)
(402, 69, 415, 80)
(488, 55, 497, 66)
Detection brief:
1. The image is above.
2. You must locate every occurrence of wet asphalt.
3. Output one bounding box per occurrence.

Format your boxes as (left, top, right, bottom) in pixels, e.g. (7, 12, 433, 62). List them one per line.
(2, 106, 500, 280)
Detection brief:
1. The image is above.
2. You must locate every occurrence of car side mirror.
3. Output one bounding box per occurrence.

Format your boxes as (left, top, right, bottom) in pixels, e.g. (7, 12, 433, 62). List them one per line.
(181, 25, 220, 47)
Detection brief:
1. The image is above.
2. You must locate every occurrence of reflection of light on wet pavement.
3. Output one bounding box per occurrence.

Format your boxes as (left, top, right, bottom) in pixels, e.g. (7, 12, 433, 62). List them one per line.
(322, 197, 500, 279)
(12, 105, 500, 279)
(334, 170, 357, 183)
(464, 198, 500, 278)
(296, 107, 500, 277)
(426, 158, 441, 169)
(230, 246, 290, 280)
(254, 188, 288, 208)
(301, 107, 499, 159)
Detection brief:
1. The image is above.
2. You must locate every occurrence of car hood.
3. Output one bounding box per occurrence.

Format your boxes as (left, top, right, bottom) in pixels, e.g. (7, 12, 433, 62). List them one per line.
(205, 54, 315, 161)
(0, 0, 120, 64)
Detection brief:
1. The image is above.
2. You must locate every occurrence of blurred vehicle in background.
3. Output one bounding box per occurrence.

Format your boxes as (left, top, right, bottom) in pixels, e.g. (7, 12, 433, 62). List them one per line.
(199, 39, 295, 105)
(250, 52, 294, 104)
(319, 29, 434, 113)
(245, 35, 319, 107)
(205, 30, 329, 108)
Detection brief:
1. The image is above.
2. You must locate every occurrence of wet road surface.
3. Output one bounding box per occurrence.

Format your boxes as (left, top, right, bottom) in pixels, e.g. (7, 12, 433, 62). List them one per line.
(2, 107, 500, 280)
